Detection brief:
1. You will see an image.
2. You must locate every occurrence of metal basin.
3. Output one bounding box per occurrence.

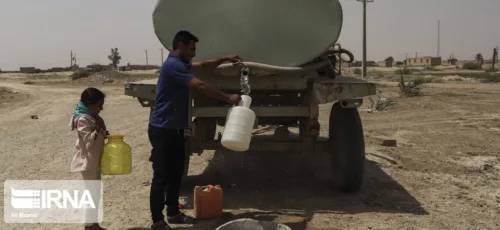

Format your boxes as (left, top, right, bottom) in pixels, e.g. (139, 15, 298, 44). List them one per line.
(216, 218, 292, 230)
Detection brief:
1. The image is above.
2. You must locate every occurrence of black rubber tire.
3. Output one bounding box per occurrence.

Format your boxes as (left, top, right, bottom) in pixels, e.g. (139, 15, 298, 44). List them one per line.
(201, 118, 217, 141)
(328, 102, 365, 193)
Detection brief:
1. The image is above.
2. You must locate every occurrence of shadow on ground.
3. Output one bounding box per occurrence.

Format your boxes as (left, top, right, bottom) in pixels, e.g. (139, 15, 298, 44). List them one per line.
(161, 141, 429, 230)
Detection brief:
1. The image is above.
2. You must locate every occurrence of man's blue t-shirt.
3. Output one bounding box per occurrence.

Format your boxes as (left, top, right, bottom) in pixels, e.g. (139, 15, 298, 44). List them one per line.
(149, 52, 195, 129)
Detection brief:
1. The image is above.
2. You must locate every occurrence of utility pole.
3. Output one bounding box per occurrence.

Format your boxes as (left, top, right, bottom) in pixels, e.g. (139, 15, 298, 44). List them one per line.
(160, 48, 164, 65)
(145, 50, 149, 68)
(357, 0, 373, 79)
(492, 46, 498, 69)
(437, 20, 440, 58)
(70, 51, 77, 69)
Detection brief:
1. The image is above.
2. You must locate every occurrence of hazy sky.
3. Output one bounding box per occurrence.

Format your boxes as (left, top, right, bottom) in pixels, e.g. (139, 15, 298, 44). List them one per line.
(1, 0, 499, 71)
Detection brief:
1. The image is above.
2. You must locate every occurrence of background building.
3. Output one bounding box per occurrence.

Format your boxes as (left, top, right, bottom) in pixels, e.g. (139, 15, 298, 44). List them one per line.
(405, 56, 442, 66)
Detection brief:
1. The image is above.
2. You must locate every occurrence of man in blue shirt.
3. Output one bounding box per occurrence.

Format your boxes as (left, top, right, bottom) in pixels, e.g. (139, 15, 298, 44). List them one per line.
(148, 30, 242, 229)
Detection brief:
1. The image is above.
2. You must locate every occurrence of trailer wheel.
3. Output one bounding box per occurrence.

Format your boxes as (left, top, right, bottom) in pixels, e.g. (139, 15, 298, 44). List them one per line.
(192, 118, 217, 154)
(328, 102, 365, 193)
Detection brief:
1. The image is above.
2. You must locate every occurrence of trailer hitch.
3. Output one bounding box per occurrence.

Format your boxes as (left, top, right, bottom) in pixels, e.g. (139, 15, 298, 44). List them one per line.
(339, 98, 363, 108)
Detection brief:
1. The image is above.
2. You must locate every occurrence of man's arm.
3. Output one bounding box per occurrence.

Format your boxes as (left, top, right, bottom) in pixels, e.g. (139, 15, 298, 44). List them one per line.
(171, 63, 241, 104)
(190, 54, 242, 73)
(186, 78, 232, 103)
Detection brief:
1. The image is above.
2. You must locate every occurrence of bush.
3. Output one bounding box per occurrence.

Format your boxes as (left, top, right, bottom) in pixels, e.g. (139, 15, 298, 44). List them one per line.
(398, 76, 431, 97)
(395, 67, 416, 75)
(485, 68, 498, 73)
(413, 76, 433, 86)
(462, 62, 481, 70)
(353, 68, 362, 75)
(423, 66, 439, 71)
(70, 69, 92, 80)
(482, 75, 500, 83)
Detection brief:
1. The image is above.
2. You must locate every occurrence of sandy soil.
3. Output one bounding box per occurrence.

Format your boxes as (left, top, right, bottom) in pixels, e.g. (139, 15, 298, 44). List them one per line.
(0, 72, 499, 230)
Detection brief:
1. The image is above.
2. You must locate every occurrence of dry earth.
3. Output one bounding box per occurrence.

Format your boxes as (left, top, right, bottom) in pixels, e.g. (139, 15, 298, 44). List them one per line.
(0, 71, 499, 230)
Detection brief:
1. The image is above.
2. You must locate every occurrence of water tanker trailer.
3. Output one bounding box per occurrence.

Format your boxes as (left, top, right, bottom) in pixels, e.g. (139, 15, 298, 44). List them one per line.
(124, 0, 376, 193)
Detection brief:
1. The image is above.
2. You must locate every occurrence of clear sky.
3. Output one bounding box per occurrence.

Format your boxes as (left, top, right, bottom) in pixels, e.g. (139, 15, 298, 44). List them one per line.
(1, 0, 499, 71)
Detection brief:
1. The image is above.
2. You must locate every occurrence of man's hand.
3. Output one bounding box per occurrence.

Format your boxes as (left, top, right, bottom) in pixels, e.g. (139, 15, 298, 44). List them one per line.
(227, 94, 242, 105)
(224, 55, 242, 63)
(191, 55, 243, 73)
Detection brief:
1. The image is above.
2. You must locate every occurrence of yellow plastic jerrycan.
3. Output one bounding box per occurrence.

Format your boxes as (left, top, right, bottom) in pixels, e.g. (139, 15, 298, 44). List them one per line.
(100, 134, 132, 175)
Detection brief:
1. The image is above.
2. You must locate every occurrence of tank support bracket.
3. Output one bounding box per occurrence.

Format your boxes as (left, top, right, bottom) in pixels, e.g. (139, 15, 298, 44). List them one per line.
(339, 98, 363, 108)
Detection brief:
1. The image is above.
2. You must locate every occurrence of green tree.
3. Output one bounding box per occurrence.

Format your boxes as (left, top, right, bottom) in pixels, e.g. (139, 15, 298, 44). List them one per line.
(475, 53, 483, 69)
(108, 48, 122, 69)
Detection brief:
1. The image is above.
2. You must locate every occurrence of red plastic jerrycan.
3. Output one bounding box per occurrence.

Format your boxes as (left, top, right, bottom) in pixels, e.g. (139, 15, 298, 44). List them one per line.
(194, 185, 223, 219)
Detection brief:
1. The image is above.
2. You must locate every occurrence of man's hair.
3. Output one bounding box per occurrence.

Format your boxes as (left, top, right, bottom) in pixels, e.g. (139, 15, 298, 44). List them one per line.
(80, 87, 106, 106)
(172, 30, 199, 50)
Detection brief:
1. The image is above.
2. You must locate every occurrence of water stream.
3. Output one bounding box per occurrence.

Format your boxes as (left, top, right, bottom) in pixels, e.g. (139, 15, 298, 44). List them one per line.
(240, 67, 251, 95)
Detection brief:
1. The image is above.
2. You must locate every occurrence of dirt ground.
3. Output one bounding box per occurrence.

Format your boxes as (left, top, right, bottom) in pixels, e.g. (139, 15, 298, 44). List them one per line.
(0, 71, 499, 230)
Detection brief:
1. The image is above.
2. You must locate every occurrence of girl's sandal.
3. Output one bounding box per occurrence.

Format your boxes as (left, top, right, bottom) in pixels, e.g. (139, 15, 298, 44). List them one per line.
(167, 212, 196, 224)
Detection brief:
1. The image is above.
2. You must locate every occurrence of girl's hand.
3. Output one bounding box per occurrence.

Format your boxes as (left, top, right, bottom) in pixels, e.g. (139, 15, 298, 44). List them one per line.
(95, 124, 103, 133)
(96, 116, 107, 131)
(95, 125, 107, 136)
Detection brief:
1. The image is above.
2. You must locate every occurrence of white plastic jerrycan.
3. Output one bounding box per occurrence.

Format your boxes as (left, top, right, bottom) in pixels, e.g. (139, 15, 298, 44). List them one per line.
(221, 95, 256, 151)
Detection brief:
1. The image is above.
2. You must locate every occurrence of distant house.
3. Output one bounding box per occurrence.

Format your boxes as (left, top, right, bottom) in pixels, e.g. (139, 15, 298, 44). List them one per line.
(20, 67, 41, 73)
(86, 64, 112, 72)
(118, 63, 161, 71)
(448, 58, 458, 65)
(385, 60, 393, 67)
(376, 60, 393, 68)
(405, 56, 442, 66)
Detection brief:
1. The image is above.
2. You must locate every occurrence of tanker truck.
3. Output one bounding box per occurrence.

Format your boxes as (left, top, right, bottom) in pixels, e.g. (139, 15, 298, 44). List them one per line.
(124, 0, 376, 193)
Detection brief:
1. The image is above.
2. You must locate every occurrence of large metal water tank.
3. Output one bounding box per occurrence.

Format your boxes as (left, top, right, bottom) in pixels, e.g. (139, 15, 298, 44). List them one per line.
(153, 0, 343, 67)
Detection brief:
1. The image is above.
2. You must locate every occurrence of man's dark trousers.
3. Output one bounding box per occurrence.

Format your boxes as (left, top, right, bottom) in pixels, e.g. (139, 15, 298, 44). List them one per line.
(148, 124, 186, 222)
